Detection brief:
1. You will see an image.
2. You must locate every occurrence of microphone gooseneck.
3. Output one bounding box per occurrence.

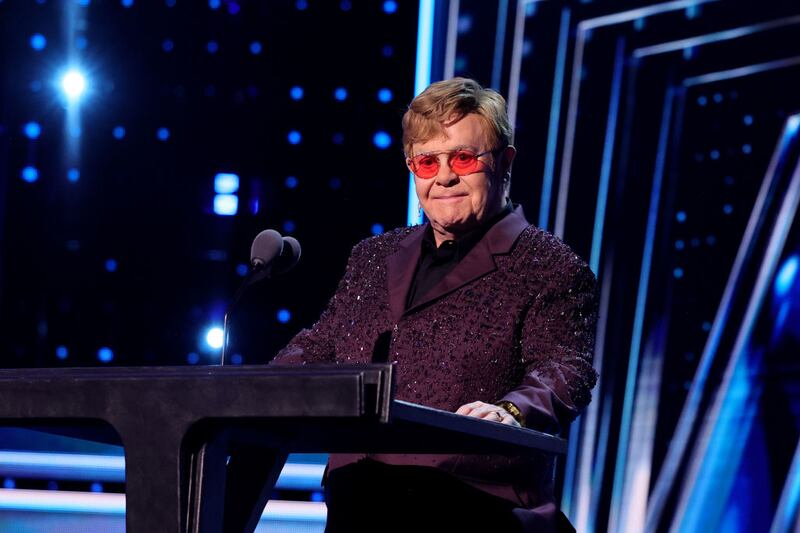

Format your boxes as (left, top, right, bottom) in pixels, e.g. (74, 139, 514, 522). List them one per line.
(221, 230, 301, 365)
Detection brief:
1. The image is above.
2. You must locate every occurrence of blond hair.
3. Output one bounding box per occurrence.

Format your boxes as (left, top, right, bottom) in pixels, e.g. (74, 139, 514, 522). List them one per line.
(402, 77, 513, 155)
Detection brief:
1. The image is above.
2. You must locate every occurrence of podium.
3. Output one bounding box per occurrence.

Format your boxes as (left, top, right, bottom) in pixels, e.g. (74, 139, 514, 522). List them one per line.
(0, 364, 566, 532)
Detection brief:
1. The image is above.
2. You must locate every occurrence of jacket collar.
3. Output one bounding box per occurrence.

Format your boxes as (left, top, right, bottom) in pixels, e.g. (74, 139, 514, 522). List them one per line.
(386, 205, 530, 323)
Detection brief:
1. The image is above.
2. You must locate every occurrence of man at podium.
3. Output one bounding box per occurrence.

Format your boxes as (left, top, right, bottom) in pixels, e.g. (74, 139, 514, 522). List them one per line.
(273, 77, 598, 533)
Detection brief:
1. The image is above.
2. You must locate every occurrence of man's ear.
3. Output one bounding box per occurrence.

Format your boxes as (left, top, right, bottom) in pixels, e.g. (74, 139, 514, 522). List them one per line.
(501, 145, 516, 174)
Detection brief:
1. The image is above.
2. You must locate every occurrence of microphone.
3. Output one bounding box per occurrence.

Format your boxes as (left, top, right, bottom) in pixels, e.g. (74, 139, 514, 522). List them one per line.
(221, 230, 302, 365)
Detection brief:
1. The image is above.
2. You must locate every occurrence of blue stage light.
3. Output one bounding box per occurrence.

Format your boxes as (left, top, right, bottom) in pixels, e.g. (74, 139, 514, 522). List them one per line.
(329, 177, 342, 190)
(208, 0, 220, 8)
(187, 352, 200, 364)
(227, 2, 240, 14)
(775, 255, 798, 298)
(311, 491, 325, 502)
(231, 353, 243, 364)
(284, 176, 298, 189)
(334, 87, 348, 101)
(213, 194, 238, 216)
(105, 259, 118, 272)
(90, 482, 103, 493)
(207, 40, 219, 54)
(710, 149, 720, 160)
(383, 0, 397, 13)
(157, 127, 170, 141)
(742, 144, 752, 154)
(76, 37, 88, 50)
(205, 327, 224, 350)
(30, 80, 42, 92)
(676, 211, 687, 222)
(24, 121, 41, 139)
(214, 173, 239, 194)
(373, 131, 391, 149)
(673, 268, 684, 279)
(283, 220, 296, 233)
(377, 88, 392, 103)
(295, 0, 307, 10)
(162, 39, 174, 52)
(121, 0, 134, 7)
(60, 70, 87, 102)
(55, 346, 69, 360)
(67, 168, 80, 182)
(236, 264, 248, 277)
(697, 95, 707, 106)
(340, 0, 352, 10)
(21, 166, 39, 183)
(3, 479, 15, 489)
(332, 132, 344, 145)
(30, 33, 47, 51)
(743, 115, 753, 126)
(249, 41, 262, 55)
(287, 130, 302, 145)
(675, 240, 685, 250)
(112, 126, 126, 139)
(371, 223, 384, 235)
(165, 0, 176, 7)
(277, 309, 291, 323)
(382, 45, 394, 57)
(290, 86, 304, 100)
(723, 204, 733, 215)
(97, 347, 114, 363)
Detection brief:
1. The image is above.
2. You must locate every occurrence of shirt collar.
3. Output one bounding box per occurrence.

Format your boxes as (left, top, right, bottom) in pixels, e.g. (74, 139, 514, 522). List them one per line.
(421, 201, 514, 261)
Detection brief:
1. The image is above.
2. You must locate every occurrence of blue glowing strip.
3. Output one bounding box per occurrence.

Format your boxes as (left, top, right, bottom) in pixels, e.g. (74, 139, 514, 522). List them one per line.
(414, 0, 435, 97)
(564, 36, 624, 514)
(565, 36, 625, 528)
(0, 451, 324, 490)
(0, 489, 328, 521)
(770, 438, 800, 533)
(0, 451, 124, 481)
(576, 261, 614, 531)
(644, 115, 800, 530)
(674, 125, 800, 532)
(505, 0, 530, 129)
(553, 23, 584, 238)
(443, 0, 460, 79)
(684, 55, 800, 86)
(491, 0, 509, 91)
(581, 0, 718, 30)
(634, 14, 800, 58)
(539, 8, 570, 231)
(408, 0, 436, 227)
(590, 37, 624, 274)
(608, 86, 674, 533)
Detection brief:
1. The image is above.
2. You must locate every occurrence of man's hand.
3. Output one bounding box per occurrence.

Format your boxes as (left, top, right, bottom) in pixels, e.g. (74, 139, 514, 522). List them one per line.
(455, 401, 521, 427)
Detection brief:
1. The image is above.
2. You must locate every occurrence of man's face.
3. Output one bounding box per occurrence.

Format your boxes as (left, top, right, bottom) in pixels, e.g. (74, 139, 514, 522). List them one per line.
(409, 114, 511, 244)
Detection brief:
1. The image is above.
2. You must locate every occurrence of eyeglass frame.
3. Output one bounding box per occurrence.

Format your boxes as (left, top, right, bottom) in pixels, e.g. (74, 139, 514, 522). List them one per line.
(404, 147, 501, 179)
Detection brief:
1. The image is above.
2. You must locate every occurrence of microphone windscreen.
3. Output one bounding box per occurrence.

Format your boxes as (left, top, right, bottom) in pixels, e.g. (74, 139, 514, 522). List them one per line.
(250, 229, 284, 267)
(273, 236, 302, 274)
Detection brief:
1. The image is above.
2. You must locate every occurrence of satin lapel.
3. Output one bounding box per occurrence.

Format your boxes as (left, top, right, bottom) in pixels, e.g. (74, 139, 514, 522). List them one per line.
(404, 205, 531, 316)
(386, 225, 426, 323)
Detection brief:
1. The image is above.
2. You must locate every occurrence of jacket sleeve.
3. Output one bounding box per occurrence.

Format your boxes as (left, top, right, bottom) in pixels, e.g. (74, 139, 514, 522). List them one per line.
(499, 261, 599, 435)
(271, 241, 366, 365)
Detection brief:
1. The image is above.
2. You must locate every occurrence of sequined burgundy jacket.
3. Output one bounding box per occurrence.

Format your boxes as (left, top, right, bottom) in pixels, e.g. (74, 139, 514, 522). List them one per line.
(273, 206, 598, 530)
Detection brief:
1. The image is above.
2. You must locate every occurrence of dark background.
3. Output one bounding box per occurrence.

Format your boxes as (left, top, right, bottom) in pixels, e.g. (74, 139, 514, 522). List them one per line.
(1, 1, 800, 531)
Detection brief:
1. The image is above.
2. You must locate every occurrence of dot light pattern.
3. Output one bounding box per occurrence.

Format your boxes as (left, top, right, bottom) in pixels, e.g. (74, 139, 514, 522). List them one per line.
(0, 0, 414, 376)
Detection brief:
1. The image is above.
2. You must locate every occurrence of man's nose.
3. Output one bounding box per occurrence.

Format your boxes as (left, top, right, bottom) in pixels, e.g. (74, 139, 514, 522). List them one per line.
(434, 157, 459, 185)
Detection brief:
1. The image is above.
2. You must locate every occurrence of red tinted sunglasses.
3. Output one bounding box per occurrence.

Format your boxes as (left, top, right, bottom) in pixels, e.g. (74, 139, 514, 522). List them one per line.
(406, 149, 495, 179)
